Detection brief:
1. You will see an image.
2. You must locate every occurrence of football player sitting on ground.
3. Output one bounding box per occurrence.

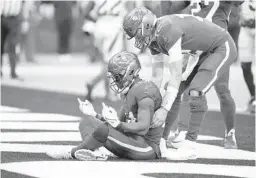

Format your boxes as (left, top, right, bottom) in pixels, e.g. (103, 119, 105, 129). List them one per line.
(46, 51, 163, 160)
(123, 7, 238, 160)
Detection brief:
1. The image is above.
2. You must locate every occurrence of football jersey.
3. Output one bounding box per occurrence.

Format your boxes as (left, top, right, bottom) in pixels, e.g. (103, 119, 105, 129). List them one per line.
(89, 0, 126, 19)
(148, 14, 229, 56)
(188, 0, 241, 29)
(122, 79, 162, 146)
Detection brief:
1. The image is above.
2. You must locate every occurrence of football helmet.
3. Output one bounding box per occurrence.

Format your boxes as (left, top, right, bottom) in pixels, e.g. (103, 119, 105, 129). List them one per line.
(108, 51, 141, 94)
(123, 7, 157, 50)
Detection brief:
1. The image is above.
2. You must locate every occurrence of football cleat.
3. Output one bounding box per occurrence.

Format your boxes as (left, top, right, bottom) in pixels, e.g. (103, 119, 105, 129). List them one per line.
(75, 149, 108, 161)
(224, 129, 237, 149)
(163, 147, 197, 161)
(46, 149, 73, 160)
(167, 130, 186, 149)
(246, 99, 255, 115)
(97, 147, 117, 158)
(159, 138, 168, 157)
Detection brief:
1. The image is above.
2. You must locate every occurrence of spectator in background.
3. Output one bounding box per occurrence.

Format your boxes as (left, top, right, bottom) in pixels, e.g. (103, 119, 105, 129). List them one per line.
(1, 0, 27, 80)
(21, 1, 41, 63)
(239, 0, 255, 114)
(53, 1, 75, 62)
(228, 5, 241, 63)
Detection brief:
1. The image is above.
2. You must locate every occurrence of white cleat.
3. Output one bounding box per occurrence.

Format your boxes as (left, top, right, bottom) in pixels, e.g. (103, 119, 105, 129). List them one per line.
(167, 130, 187, 149)
(75, 149, 108, 161)
(97, 147, 117, 158)
(163, 147, 197, 161)
(159, 138, 168, 156)
(224, 129, 237, 149)
(46, 149, 73, 160)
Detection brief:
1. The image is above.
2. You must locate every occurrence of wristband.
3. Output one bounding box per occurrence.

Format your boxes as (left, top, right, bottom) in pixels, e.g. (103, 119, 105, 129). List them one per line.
(161, 86, 178, 111)
(95, 113, 104, 121)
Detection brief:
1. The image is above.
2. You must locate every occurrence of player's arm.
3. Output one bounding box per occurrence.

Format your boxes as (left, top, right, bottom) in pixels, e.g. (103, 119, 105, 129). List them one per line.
(161, 37, 183, 111)
(120, 97, 154, 136)
(118, 105, 126, 122)
(151, 53, 164, 89)
(182, 51, 201, 81)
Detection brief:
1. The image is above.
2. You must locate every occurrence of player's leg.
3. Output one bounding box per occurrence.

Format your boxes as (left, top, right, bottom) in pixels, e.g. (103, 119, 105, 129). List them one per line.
(239, 27, 255, 113)
(85, 63, 108, 101)
(162, 80, 191, 140)
(85, 17, 107, 101)
(104, 16, 124, 101)
(186, 38, 237, 142)
(214, 69, 237, 149)
(1, 18, 9, 77)
(228, 22, 241, 63)
(7, 17, 20, 79)
(105, 126, 158, 160)
(74, 123, 157, 160)
(79, 115, 103, 141)
(46, 119, 107, 160)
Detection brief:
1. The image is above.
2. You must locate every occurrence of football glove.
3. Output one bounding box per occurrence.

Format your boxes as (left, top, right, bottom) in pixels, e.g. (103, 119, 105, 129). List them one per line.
(102, 103, 120, 128)
(77, 98, 97, 117)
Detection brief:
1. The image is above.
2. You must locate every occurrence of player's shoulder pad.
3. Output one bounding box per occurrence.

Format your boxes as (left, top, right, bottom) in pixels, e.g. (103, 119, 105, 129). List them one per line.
(155, 17, 173, 55)
(155, 17, 172, 37)
(131, 80, 161, 102)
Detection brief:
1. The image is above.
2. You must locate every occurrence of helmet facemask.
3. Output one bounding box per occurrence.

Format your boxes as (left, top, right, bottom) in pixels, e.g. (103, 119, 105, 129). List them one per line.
(134, 28, 152, 51)
(108, 65, 140, 94)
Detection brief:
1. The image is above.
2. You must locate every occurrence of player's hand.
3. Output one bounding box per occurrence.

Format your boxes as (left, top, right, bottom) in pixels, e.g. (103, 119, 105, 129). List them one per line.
(77, 98, 97, 117)
(102, 103, 120, 128)
(151, 107, 168, 128)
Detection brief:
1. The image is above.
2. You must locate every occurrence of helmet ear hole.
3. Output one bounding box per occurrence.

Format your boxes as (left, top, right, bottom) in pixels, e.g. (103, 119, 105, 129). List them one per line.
(141, 13, 156, 36)
(129, 70, 134, 75)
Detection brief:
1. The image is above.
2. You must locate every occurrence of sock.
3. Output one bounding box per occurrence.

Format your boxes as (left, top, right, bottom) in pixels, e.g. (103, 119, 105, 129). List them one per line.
(218, 91, 236, 133)
(186, 95, 208, 141)
(162, 94, 182, 140)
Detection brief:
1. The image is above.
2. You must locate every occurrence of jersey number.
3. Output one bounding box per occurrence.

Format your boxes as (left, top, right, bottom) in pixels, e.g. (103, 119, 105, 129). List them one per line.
(98, 0, 122, 16)
(190, 0, 220, 21)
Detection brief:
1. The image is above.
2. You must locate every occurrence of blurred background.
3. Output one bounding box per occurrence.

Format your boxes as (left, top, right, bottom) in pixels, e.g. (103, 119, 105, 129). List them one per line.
(1, 0, 255, 111)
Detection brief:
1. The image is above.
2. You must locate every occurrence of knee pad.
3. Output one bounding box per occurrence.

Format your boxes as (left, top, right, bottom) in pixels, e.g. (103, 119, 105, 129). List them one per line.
(189, 90, 202, 97)
(92, 123, 109, 143)
(189, 90, 208, 112)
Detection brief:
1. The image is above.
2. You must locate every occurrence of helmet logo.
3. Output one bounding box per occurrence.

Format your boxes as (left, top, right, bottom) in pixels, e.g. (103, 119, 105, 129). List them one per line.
(132, 15, 139, 21)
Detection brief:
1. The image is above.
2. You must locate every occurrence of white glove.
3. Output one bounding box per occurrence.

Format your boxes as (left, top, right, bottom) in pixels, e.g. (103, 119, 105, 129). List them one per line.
(77, 98, 97, 117)
(102, 103, 120, 128)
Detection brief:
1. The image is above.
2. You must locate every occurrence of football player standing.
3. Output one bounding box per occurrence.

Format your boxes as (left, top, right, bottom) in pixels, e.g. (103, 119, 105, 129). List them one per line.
(239, 0, 255, 113)
(46, 51, 163, 160)
(82, 0, 127, 101)
(123, 7, 238, 160)
(158, 0, 244, 151)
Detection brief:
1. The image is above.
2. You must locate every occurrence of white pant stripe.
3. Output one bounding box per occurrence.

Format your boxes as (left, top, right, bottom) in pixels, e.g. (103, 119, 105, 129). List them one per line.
(107, 136, 153, 153)
(202, 41, 230, 93)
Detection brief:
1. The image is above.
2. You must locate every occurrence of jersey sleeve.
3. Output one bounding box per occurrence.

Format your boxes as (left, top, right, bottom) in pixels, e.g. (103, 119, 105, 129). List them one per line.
(134, 81, 161, 102)
(156, 20, 183, 55)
